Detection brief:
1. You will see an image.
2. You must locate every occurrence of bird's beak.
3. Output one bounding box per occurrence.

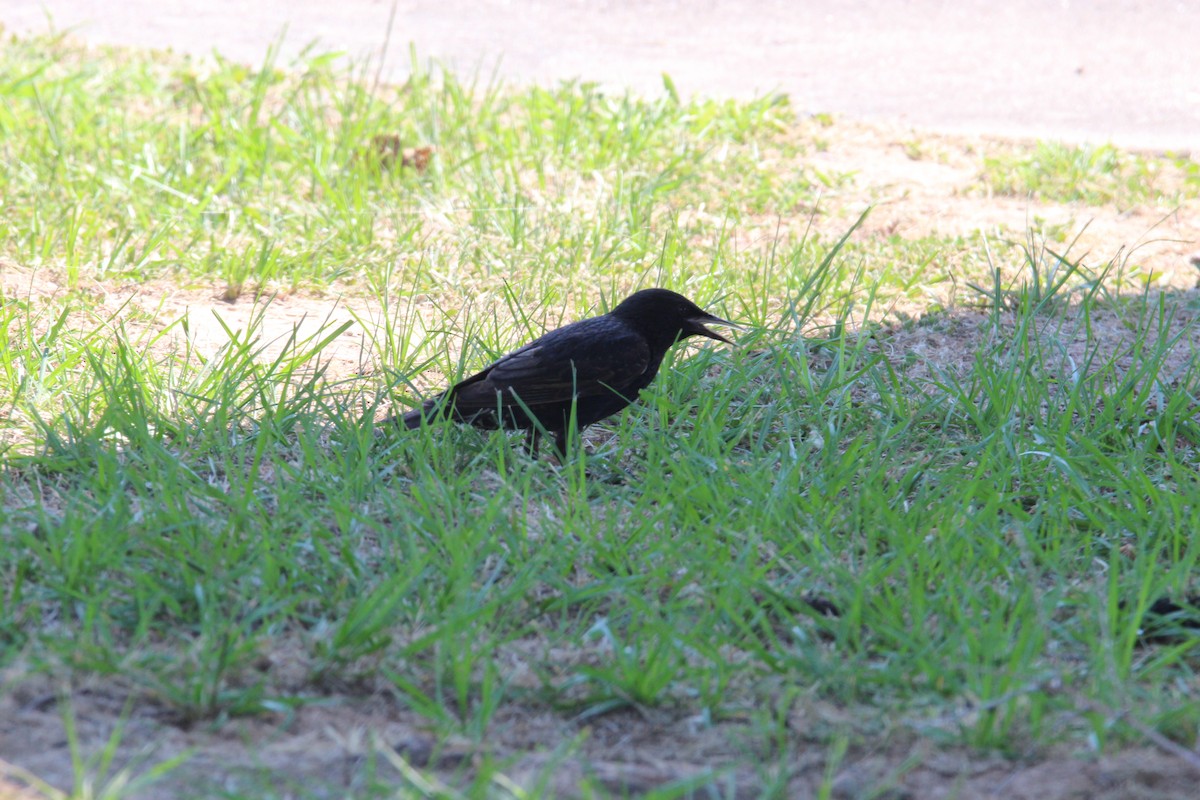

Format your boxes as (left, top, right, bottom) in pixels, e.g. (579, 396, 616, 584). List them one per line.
(686, 313, 740, 344)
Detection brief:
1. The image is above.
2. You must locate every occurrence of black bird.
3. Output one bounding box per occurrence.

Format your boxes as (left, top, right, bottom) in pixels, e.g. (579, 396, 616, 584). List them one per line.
(390, 288, 737, 456)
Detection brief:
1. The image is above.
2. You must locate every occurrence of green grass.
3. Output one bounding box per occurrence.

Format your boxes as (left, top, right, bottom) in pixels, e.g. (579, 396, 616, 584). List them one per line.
(979, 141, 1200, 207)
(2, 33, 1200, 799)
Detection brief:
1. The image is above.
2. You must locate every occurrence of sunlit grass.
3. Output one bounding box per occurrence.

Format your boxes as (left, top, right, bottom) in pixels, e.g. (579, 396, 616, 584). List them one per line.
(979, 141, 1200, 207)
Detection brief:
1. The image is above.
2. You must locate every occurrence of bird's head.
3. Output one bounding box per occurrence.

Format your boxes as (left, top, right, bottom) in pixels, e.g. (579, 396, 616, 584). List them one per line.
(611, 288, 738, 347)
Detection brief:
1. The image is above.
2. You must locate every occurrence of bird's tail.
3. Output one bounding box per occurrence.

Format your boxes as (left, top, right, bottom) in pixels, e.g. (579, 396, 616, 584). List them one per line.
(399, 407, 426, 429)
(380, 399, 439, 430)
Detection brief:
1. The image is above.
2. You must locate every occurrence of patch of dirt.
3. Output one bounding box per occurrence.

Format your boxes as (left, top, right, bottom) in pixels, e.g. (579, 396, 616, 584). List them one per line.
(2, 675, 1200, 799)
(812, 122, 1200, 290)
(868, 298, 1200, 395)
(0, 262, 383, 383)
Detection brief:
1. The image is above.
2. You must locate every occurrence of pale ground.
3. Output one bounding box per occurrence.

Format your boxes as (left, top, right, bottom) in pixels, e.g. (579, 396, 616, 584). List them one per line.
(2, 0, 1199, 151)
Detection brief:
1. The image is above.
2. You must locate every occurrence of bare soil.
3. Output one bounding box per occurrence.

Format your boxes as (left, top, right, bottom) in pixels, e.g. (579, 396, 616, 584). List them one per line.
(3, 674, 1200, 799)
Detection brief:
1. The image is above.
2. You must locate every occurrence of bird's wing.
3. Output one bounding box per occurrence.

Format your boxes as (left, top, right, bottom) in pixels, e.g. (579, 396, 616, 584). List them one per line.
(451, 318, 651, 409)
